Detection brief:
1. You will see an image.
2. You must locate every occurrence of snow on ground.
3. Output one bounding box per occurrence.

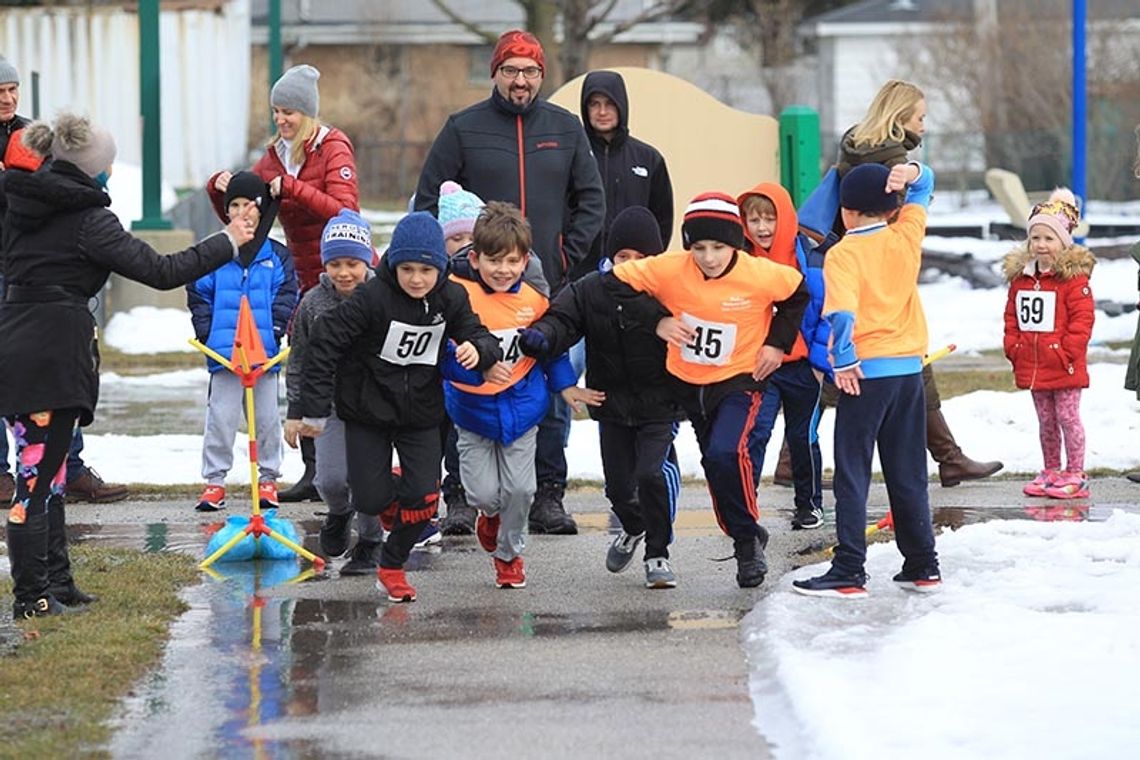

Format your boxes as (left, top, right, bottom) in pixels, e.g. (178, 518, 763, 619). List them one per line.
(746, 510, 1140, 760)
(103, 306, 197, 354)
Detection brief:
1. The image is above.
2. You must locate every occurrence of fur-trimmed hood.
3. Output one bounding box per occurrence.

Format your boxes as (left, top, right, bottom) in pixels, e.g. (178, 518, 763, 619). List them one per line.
(1001, 243, 1095, 282)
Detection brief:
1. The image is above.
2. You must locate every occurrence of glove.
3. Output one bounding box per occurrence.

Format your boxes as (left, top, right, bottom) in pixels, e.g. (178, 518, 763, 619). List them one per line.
(517, 327, 549, 357)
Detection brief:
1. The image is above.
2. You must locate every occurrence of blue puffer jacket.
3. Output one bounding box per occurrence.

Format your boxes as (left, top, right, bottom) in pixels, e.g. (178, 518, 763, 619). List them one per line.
(187, 238, 298, 373)
(794, 233, 832, 381)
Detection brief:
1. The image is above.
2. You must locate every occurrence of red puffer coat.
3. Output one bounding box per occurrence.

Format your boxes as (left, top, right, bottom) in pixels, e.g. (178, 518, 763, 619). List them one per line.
(209, 125, 359, 292)
(1002, 244, 1096, 390)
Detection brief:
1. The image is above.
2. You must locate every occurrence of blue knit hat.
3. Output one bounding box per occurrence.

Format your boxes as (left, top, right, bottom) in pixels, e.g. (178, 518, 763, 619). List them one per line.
(437, 181, 485, 239)
(839, 164, 898, 214)
(321, 210, 374, 265)
(386, 211, 448, 272)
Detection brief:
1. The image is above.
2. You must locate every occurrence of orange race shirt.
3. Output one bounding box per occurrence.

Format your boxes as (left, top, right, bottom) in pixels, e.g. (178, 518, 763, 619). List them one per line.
(450, 276, 548, 395)
(613, 250, 803, 384)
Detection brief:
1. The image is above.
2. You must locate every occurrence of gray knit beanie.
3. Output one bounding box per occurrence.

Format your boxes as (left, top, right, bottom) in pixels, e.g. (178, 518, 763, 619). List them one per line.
(270, 64, 320, 117)
(22, 113, 117, 178)
(0, 56, 18, 86)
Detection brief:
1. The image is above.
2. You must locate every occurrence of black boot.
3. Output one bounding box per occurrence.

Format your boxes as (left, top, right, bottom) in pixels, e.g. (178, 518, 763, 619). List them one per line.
(528, 482, 578, 535)
(279, 436, 320, 502)
(733, 528, 769, 588)
(8, 513, 68, 618)
(46, 499, 98, 606)
(439, 485, 476, 536)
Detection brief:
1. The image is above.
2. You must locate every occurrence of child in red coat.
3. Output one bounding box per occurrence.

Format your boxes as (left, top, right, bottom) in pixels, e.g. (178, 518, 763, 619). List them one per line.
(1002, 189, 1095, 499)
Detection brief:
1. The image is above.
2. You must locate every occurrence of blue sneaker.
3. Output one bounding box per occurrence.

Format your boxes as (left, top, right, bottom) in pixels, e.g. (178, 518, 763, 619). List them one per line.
(893, 564, 941, 592)
(413, 521, 442, 550)
(792, 568, 868, 598)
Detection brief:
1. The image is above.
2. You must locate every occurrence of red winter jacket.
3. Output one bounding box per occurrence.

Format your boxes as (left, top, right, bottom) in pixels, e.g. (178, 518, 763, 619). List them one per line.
(1002, 245, 1096, 390)
(208, 126, 359, 292)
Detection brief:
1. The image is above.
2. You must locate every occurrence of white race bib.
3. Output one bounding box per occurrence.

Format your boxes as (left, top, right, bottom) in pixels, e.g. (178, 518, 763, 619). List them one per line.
(679, 312, 737, 366)
(379, 321, 446, 366)
(1015, 290, 1057, 333)
(492, 327, 524, 367)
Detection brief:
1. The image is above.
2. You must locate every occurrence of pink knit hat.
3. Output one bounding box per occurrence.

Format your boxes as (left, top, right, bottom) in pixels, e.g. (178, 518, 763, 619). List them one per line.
(1027, 188, 1080, 247)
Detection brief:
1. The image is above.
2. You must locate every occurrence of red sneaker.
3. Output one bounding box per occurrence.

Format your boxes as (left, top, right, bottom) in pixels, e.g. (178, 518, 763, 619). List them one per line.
(195, 485, 226, 512)
(493, 556, 526, 589)
(258, 481, 279, 509)
(376, 567, 417, 603)
(475, 512, 500, 553)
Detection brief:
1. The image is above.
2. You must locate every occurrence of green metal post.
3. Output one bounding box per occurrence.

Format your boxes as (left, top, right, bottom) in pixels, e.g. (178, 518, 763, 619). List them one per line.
(133, 0, 171, 230)
(779, 105, 822, 207)
(30, 71, 40, 119)
(268, 0, 283, 136)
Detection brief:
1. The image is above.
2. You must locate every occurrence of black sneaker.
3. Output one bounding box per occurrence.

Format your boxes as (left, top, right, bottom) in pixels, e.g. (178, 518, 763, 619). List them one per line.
(605, 530, 645, 573)
(893, 565, 942, 592)
(339, 540, 382, 576)
(733, 529, 769, 588)
(318, 511, 354, 558)
(792, 505, 824, 530)
(440, 496, 477, 536)
(528, 483, 578, 535)
(792, 568, 868, 598)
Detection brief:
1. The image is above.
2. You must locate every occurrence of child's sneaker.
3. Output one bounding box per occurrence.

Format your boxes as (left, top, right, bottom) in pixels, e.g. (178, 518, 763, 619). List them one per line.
(475, 512, 500, 553)
(194, 485, 226, 512)
(644, 557, 677, 589)
(792, 568, 868, 598)
(258, 481, 279, 510)
(413, 521, 442, 550)
(493, 556, 526, 589)
(1023, 469, 1060, 497)
(1043, 471, 1090, 500)
(892, 565, 942, 592)
(792, 505, 824, 530)
(376, 567, 416, 603)
(605, 530, 645, 573)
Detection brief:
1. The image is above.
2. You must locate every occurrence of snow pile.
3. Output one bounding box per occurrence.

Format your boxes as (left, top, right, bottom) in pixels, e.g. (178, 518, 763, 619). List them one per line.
(103, 306, 196, 354)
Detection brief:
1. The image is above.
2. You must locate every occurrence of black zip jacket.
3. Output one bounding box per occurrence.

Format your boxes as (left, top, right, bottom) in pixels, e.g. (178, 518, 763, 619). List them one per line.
(571, 71, 673, 280)
(300, 263, 502, 430)
(414, 88, 604, 291)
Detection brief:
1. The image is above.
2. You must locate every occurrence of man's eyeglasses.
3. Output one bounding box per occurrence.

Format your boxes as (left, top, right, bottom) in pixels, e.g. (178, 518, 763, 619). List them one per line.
(498, 65, 543, 80)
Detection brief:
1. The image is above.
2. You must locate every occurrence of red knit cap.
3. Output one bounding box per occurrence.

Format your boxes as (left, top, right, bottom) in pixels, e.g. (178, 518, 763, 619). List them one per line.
(490, 29, 545, 76)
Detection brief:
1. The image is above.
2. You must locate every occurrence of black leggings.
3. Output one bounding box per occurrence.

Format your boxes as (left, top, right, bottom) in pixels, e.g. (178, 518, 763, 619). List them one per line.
(4, 409, 79, 522)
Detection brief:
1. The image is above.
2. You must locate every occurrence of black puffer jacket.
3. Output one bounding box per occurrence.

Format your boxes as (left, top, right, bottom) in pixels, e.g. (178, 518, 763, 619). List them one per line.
(300, 262, 502, 429)
(0, 160, 235, 424)
(523, 271, 683, 425)
(571, 71, 673, 281)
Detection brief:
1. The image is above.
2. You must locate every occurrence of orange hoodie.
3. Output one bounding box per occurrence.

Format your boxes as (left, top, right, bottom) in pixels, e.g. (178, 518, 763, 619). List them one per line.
(736, 182, 807, 363)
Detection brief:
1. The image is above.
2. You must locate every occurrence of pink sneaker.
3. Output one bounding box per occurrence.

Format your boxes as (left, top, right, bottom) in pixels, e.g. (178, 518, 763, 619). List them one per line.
(1043, 471, 1090, 500)
(1023, 469, 1060, 497)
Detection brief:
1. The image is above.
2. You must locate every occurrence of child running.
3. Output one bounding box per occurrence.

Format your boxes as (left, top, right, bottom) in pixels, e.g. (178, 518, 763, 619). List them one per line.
(605, 193, 808, 588)
(1002, 189, 1094, 500)
(298, 211, 501, 602)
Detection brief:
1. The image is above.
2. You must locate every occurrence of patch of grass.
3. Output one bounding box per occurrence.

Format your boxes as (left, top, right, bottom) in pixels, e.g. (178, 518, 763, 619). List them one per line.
(99, 345, 200, 375)
(931, 368, 1016, 400)
(0, 547, 199, 757)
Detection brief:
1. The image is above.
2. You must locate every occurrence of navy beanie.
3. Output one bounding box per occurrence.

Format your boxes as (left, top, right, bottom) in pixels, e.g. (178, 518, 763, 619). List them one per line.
(321, 210, 374, 265)
(606, 206, 664, 260)
(224, 171, 268, 213)
(839, 163, 899, 215)
(386, 211, 448, 273)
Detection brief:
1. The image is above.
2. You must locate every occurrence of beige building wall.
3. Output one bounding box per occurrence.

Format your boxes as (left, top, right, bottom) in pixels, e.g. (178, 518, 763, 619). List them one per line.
(550, 67, 780, 250)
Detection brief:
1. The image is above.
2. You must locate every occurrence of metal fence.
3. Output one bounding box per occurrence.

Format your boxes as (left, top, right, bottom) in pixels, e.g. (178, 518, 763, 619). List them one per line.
(353, 140, 434, 205)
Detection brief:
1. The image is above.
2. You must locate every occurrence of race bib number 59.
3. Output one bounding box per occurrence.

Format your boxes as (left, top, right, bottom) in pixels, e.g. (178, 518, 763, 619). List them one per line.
(1015, 290, 1056, 333)
(379, 321, 445, 365)
(679, 312, 737, 366)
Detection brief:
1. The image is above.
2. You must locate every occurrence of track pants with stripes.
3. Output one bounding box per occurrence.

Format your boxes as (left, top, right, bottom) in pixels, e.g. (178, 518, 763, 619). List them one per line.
(598, 420, 681, 560)
(690, 390, 767, 541)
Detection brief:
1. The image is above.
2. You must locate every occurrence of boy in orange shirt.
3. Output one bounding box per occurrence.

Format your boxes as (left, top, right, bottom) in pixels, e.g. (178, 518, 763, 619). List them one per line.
(606, 192, 808, 587)
(793, 162, 940, 599)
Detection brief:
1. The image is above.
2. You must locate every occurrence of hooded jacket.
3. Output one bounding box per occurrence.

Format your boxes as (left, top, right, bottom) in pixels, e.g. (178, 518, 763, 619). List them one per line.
(208, 125, 359, 293)
(414, 87, 604, 290)
(299, 261, 502, 430)
(571, 71, 673, 280)
(0, 160, 235, 424)
(1002, 244, 1096, 391)
(737, 182, 831, 379)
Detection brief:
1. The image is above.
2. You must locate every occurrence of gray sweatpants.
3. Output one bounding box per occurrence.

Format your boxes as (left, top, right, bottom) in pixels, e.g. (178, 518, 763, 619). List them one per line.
(313, 413, 383, 542)
(456, 426, 537, 561)
(201, 371, 282, 484)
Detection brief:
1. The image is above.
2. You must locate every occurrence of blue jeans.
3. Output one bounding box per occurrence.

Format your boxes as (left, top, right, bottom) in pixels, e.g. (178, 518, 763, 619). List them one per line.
(752, 360, 823, 512)
(535, 392, 570, 487)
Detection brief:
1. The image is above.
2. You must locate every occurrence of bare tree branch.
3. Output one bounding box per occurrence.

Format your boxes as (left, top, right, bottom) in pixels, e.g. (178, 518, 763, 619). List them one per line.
(428, 0, 499, 44)
(582, 0, 620, 37)
(593, 0, 693, 45)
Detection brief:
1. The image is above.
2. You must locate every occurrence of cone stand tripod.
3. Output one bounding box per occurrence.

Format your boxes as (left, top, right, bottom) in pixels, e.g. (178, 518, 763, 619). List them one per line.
(190, 296, 325, 571)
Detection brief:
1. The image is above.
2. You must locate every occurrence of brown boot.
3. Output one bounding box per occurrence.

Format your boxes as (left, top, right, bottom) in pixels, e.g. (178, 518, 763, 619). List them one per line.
(927, 409, 1003, 487)
(772, 440, 794, 487)
(66, 467, 129, 503)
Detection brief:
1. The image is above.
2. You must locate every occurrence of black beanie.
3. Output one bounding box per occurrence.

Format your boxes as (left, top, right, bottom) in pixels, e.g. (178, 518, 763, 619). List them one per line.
(839, 164, 899, 214)
(224, 171, 269, 216)
(606, 206, 664, 260)
(681, 192, 745, 250)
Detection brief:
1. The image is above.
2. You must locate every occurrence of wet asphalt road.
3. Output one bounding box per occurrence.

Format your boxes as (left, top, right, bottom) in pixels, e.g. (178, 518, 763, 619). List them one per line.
(78, 477, 1140, 759)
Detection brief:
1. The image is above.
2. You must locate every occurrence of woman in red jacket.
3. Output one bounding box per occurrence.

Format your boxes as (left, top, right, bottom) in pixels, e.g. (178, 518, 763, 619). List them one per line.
(208, 64, 360, 501)
(1002, 189, 1095, 500)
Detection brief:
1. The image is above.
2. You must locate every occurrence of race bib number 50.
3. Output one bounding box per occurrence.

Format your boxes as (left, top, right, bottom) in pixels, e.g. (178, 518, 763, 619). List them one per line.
(1015, 290, 1056, 333)
(379, 321, 446, 365)
(679, 312, 737, 366)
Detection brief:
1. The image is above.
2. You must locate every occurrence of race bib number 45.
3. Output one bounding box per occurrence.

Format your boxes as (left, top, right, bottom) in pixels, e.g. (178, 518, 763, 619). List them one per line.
(1015, 290, 1056, 333)
(679, 312, 737, 366)
(379, 321, 446, 365)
